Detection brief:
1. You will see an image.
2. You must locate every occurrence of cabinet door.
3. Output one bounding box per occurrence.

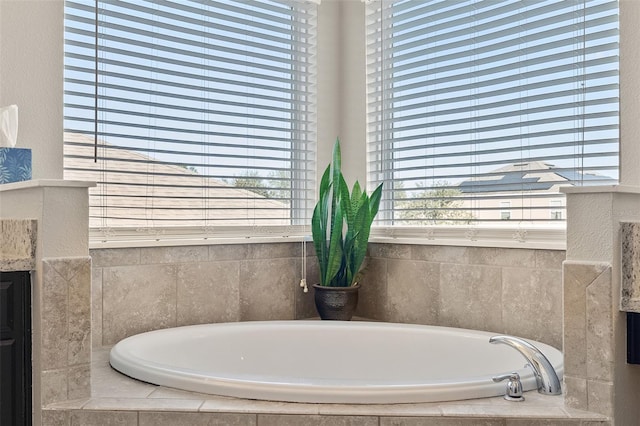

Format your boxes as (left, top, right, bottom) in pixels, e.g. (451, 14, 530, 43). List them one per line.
(0, 271, 32, 426)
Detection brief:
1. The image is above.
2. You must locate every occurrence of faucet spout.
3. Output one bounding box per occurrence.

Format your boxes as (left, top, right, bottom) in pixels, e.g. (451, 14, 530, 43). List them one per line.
(489, 335, 561, 395)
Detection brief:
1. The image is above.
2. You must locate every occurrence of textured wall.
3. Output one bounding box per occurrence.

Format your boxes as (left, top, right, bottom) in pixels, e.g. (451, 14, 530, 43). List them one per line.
(0, 1, 64, 180)
(91, 242, 565, 349)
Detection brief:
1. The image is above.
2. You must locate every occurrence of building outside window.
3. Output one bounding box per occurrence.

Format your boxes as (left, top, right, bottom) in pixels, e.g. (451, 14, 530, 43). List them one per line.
(550, 199, 564, 220)
(63, 0, 318, 241)
(366, 0, 619, 227)
(63, 0, 619, 244)
(500, 201, 511, 221)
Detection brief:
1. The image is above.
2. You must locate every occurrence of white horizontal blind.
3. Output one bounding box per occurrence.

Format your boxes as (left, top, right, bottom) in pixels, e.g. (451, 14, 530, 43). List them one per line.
(64, 0, 317, 235)
(366, 0, 619, 226)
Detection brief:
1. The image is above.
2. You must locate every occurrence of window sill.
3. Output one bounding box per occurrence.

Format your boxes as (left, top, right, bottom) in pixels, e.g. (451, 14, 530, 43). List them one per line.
(89, 224, 566, 250)
(88, 225, 310, 249)
(370, 225, 566, 251)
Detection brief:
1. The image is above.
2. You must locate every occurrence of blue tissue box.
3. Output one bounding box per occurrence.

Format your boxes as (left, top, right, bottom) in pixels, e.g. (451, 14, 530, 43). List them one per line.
(0, 148, 32, 184)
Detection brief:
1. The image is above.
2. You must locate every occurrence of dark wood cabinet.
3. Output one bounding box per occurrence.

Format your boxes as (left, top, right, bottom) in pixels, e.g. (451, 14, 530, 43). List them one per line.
(628, 312, 640, 364)
(0, 271, 32, 426)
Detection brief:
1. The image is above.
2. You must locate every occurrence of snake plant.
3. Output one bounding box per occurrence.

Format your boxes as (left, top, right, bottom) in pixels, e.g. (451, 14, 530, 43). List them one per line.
(312, 139, 383, 287)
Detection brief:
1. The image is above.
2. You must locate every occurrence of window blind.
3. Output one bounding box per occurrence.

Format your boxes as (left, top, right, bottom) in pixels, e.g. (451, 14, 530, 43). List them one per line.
(63, 0, 317, 236)
(366, 0, 619, 226)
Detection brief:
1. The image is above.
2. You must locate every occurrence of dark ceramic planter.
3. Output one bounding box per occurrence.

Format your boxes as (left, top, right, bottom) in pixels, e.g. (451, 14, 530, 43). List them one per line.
(313, 283, 360, 320)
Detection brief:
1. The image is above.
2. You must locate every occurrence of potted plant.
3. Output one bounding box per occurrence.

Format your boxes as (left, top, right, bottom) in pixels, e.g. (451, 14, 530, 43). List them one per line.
(311, 139, 383, 320)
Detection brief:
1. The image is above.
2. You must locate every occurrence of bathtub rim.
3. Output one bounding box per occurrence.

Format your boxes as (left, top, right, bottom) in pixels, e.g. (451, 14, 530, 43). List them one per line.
(109, 320, 564, 404)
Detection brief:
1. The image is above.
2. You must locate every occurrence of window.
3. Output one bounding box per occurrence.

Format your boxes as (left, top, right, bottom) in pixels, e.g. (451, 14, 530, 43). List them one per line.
(366, 0, 619, 227)
(63, 0, 317, 240)
(500, 201, 511, 221)
(550, 199, 563, 220)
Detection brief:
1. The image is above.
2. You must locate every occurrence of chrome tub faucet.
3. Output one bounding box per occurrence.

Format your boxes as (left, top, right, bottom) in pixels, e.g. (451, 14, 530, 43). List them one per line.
(489, 335, 562, 395)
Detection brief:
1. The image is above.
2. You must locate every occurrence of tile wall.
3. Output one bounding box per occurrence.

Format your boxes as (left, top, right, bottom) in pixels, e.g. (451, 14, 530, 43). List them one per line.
(55, 240, 627, 425)
(562, 261, 614, 418)
(359, 244, 566, 348)
(91, 243, 317, 347)
(41, 257, 92, 405)
(91, 242, 565, 349)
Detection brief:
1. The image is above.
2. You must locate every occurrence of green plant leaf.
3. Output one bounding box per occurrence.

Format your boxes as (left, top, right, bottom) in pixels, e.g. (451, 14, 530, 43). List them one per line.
(312, 165, 332, 285)
(339, 175, 352, 227)
(312, 138, 384, 288)
(311, 202, 326, 285)
(369, 183, 383, 220)
(325, 205, 344, 286)
(331, 138, 342, 191)
(329, 139, 342, 239)
(349, 202, 371, 282)
(351, 181, 362, 206)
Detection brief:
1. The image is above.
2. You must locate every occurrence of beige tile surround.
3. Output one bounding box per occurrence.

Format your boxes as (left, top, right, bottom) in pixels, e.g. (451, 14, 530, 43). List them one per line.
(41, 348, 608, 426)
(91, 243, 316, 347)
(360, 244, 565, 348)
(91, 243, 565, 349)
(41, 257, 92, 405)
(42, 241, 616, 425)
(563, 261, 614, 418)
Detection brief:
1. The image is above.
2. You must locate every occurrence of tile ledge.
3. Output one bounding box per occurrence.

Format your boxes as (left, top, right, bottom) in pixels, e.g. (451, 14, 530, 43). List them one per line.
(563, 260, 611, 268)
(0, 178, 95, 192)
(561, 184, 640, 195)
(41, 397, 610, 421)
(44, 397, 91, 410)
(49, 390, 609, 421)
(77, 348, 610, 422)
(0, 257, 35, 272)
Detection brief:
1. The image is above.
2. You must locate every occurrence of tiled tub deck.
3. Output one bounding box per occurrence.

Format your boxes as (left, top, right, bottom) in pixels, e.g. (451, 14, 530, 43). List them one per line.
(42, 348, 609, 426)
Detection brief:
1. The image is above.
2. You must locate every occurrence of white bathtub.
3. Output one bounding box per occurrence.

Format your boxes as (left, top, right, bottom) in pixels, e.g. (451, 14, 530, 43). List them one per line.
(109, 321, 563, 404)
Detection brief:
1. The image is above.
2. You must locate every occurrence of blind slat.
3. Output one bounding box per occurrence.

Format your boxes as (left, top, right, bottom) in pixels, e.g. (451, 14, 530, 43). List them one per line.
(64, 0, 317, 230)
(368, 80, 618, 117)
(64, 70, 312, 102)
(367, 0, 619, 226)
(66, 49, 312, 89)
(64, 86, 312, 114)
(65, 102, 314, 127)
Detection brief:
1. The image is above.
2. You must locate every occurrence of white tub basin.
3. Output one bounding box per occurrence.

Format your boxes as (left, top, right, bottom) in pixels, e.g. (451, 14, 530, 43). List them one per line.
(109, 321, 563, 404)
